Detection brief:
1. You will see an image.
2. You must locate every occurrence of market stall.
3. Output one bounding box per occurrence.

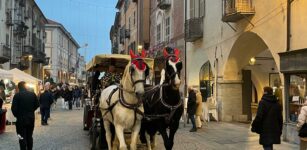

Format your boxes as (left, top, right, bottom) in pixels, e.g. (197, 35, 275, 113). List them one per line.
(9, 68, 41, 94)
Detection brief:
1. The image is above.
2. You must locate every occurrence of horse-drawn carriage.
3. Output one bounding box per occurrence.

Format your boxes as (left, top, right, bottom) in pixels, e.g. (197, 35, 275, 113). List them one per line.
(84, 53, 154, 149)
(84, 48, 183, 150)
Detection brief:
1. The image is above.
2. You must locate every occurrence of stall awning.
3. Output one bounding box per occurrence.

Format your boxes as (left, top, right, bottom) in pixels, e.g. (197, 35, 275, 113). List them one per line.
(279, 48, 307, 73)
(0, 69, 13, 80)
(9, 68, 41, 84)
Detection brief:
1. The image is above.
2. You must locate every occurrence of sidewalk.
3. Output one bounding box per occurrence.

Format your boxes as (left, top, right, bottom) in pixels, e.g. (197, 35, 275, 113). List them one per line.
(150, 121, 299, 150)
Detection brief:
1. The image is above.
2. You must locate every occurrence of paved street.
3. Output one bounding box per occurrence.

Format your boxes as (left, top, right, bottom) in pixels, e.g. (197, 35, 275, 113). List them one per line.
(0, 103, 299, 150)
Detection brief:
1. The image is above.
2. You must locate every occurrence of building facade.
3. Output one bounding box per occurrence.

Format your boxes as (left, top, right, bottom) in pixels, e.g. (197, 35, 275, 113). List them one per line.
(44, 19, 80, 84)
(186, 0, 307, 143)
(0, 0, 48, 80)
(111, 0, 150, 54)
(149, 0, 186, 87)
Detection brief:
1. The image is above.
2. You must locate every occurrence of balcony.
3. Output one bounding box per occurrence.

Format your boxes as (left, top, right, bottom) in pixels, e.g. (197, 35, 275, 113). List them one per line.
(19, 0, 26, 7)
(0, 45, 11, 63)
(18, 59, 29, 70)
(33, 51, 46, 63)
(222, 0, 255, 22)
(185, 17, 203, 42)
(23, 45, 34, 56)
(158, 0, 171, 10)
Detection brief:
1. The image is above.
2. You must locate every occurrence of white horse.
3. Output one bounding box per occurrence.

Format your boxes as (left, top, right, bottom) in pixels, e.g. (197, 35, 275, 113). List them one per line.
(99, 50, 149, 150)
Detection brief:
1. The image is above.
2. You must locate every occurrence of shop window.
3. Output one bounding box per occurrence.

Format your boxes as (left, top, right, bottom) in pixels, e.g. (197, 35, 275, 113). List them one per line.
(288, 74, 307, 122)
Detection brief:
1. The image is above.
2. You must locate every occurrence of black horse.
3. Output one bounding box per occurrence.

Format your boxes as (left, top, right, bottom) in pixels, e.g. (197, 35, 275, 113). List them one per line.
(140, 47, 183, 150)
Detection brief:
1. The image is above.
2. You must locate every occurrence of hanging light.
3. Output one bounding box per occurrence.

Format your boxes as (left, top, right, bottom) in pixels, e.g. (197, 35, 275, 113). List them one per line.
(249, 57, 256, 65)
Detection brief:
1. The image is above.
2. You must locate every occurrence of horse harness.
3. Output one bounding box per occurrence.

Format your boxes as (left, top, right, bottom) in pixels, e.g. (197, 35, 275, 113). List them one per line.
(144, 84, 183, 124)
(101, 84, 144, 127)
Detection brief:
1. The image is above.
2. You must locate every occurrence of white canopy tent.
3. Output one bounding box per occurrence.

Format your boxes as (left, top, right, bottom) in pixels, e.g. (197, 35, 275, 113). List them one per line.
(9, 68, 41, 93)
(0, 69, 13, 80)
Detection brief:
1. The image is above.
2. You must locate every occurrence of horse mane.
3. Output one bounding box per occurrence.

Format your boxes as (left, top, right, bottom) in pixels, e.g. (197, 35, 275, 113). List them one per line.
(120, 61, 132, 85)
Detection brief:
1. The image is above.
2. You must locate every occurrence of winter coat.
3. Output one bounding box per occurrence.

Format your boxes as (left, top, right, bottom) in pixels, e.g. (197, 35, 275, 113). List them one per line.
(11, 89, 39, 124)
(187, 90, 197, 115)
(195, 91, 203, 116)
(251, 94, 283, 146)
(39, 91, 54, 109)
(297, 104, 307, 140)
(64, 89, 73, 102)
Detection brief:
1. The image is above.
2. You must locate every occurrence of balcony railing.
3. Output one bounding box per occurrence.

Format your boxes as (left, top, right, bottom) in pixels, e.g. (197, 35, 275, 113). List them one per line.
(18, 59, 29, 70)
(5, 9, 13, 26)
(23, 45, 34, 56)
(222, 0, 255, 22)
(158, 0, 171, 10)
(185, 17, 203, 42)
(0, 45, 11, 63)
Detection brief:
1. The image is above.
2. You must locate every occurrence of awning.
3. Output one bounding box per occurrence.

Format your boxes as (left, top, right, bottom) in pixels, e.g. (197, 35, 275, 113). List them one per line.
(0, 69, 13, 80)
(86, 54, 154, 72)
(9, 68, 41, 84)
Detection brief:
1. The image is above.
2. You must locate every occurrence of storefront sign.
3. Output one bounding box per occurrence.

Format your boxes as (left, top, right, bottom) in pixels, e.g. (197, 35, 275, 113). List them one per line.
(279, 49, 307, 73)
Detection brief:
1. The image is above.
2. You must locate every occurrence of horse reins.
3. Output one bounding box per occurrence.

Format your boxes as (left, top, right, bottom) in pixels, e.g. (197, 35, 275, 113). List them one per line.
(102, 59, 147, 127)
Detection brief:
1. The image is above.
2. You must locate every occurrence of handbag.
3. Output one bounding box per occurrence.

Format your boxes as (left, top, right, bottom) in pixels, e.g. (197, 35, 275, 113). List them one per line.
(299, 123, 307, 137)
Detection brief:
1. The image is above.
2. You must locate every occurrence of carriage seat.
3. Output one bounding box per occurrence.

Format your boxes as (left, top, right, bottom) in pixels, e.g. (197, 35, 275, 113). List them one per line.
(206, 97, 218, 122)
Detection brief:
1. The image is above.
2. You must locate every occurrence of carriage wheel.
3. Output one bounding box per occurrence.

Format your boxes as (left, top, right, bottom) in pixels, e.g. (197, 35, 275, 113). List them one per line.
(83, 106, 89, 130)
(90, 119, 98, 150)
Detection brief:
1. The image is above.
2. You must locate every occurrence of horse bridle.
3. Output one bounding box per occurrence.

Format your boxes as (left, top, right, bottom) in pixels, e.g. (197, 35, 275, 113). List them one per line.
(130, 58, 147, 86)
(165, 55, 181, 84)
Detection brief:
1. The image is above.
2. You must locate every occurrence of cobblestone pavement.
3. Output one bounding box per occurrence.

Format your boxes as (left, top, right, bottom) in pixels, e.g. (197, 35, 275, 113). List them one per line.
(0, 103, 90, 150)
(0, 102, 299, 150)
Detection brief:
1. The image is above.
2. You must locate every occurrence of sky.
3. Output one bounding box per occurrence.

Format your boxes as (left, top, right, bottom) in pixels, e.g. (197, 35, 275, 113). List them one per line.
(35, 0, 117, 62)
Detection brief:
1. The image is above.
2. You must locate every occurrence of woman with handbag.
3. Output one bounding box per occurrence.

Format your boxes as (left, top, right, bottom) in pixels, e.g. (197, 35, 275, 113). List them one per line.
(297, 100, 307, 150)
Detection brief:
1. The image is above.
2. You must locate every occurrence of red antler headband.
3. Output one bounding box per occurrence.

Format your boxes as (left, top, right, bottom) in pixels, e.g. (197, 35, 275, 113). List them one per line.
(163, 48, 180, 63)
(129, 49, 147, 70)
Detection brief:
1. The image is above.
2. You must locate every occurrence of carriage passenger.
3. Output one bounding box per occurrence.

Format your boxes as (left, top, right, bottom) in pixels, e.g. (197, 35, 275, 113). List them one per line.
(101, 65, 122, 88)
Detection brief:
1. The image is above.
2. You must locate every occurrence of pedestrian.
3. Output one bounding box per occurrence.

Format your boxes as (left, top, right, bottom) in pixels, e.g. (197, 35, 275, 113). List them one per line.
(251, 87, 283, 150)
(195, 89, 203, 129)
(187, 87, 197, 132)
(11, 81, 39, 150)
(39, 83, 53, 125)
(0, 90, 7, 133)
(64, 86, 73, 110)
(81, 87, 86, 107)
(297, 100, 307, 150)
(74, 86, 81, 109)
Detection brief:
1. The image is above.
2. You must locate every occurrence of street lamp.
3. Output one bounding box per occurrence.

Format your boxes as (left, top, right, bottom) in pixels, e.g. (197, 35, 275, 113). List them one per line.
(28, 55, 33, 75)
(138, 45, 143, 53)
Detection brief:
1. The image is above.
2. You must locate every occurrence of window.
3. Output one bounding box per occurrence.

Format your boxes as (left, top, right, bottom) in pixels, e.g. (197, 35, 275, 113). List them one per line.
(190, 0, 195, 18)
(288, 74, 307, 122)
(165, 17, 170, 42)
(200, 0, 205, 17)
(129, 17, 131, 30)
(199, 61, 213, 102)
(190, 0, 205, 18)
(134, 11, 136, 26)
(156, 24, 161, 43)
(6, 34, 9, 46)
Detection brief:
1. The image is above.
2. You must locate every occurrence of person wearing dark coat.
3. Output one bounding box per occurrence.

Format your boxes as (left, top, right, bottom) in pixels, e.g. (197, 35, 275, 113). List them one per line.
(187, 87, 197, 132)
(251, 87, 283, 150)
(39, 84, 54, 125)
(11, 81, 39, 150)
(64, 86, 73, 110)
